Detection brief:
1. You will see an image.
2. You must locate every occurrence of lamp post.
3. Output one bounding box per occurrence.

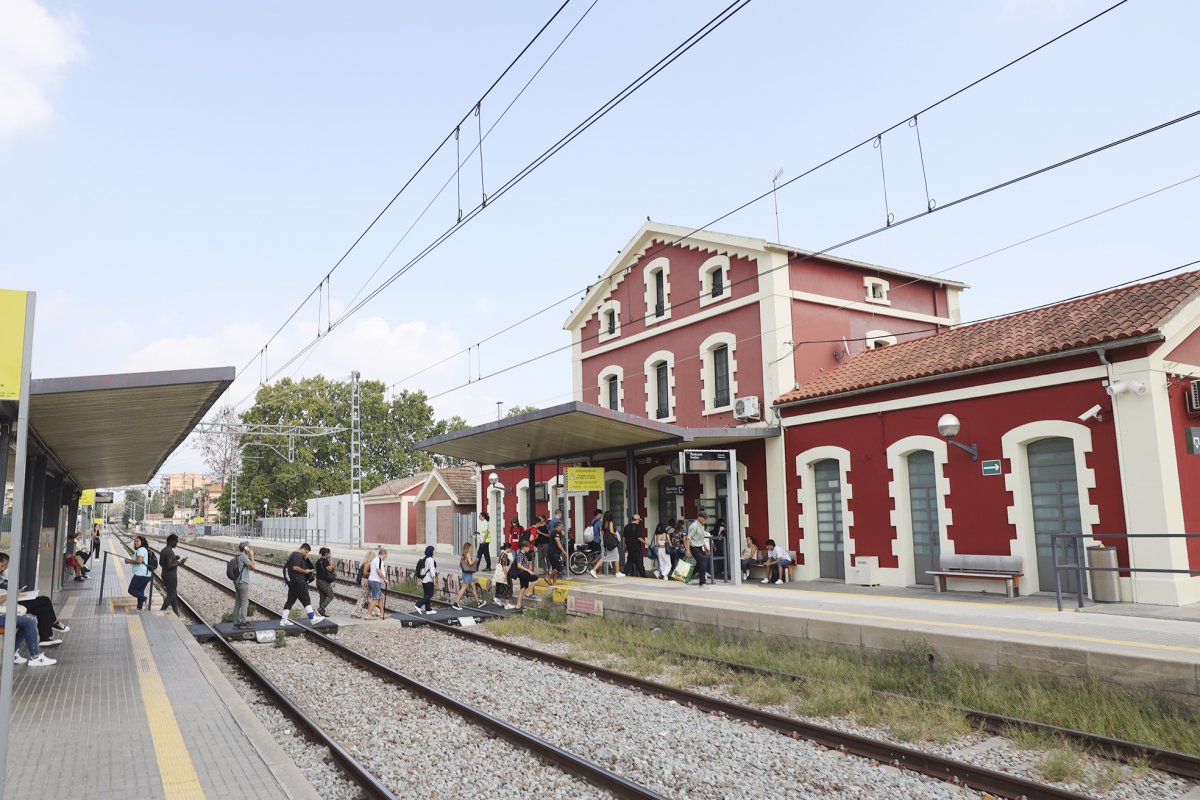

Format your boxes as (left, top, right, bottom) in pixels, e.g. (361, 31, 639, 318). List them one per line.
(488, 472, 501, 548)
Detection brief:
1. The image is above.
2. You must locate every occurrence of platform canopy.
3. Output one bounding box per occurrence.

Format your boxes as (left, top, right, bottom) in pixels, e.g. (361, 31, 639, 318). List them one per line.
(11, 366, 234, 488)
(417, 401, 779, 468)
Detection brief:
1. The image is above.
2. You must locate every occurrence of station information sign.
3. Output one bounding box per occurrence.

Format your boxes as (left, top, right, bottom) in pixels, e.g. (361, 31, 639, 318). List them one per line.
(680, 449, 731, 474)
(93, 491, 115, 504)
(564, 467, 604, 492)
(79, 489, 96, 506)
(0, 290, 29, 400)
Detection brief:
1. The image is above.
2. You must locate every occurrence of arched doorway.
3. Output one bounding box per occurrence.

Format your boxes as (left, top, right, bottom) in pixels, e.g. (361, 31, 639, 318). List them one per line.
(1028, 437, 1085, 594)
(814, 459, 845, 580)
(657, 476, 678, 530)
(907, 450, 940, 585)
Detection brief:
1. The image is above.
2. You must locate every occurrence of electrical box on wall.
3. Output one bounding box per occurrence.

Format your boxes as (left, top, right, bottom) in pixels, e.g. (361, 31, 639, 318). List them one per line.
(1186, 427, 1200, 455)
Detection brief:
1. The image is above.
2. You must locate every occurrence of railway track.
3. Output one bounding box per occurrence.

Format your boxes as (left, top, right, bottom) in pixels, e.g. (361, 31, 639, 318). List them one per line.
(141, 533, 1169, 800)
(118, 533, 663, 800)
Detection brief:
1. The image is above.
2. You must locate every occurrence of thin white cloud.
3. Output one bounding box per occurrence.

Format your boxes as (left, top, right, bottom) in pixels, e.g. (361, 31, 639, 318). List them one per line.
(0, 0, 84, 148)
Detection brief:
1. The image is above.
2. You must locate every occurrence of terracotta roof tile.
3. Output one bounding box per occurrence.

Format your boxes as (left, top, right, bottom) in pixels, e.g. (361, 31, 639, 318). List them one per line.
(438, 467, 477, 505)
(776, 270, 1200, 406)
(364, 471, 430, 498)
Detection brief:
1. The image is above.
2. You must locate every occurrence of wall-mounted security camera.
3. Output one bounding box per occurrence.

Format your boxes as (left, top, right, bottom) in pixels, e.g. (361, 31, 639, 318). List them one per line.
(1078, 404, 1103, 422)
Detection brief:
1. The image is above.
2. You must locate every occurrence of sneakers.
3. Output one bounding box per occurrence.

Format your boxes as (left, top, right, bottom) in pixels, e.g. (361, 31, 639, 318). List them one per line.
(773, 579, 782, 585)
(760, 578, 770, 584)
(28, 654, 56, 666)
(12, 653, 26, 665)
(310, 615, 327, 624)
(424, 609, 438, 616)
(450, 603, 462, 610)
(743, 572, 750, 581)
(73, 577, 85, 582)
(279, 618, 295, 627)
(652, 569, 660, 578)
(52, 622, 69, 633)
(412, 605, 423, 614)
(503, 603, 517, 610)
(589, 569, 598, 578)
(615, 572, 626, 578)
(39, 639, 61, 648)
(476, 601, 487, 608)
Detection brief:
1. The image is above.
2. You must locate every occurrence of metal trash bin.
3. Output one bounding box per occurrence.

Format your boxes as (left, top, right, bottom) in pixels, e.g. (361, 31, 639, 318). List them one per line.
(1086, 545, 1120, 602)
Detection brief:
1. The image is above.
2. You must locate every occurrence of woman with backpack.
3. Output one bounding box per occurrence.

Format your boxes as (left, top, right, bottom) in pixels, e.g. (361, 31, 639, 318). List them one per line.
(450, 542, 482, 610)
(413, 545, 437, 615)
(588, 510, 623, 578)
(492, 542, 515, 609)
(124, 535, 153, 610)
(350, 548, 377, 619)
(653, 523, 672, 580)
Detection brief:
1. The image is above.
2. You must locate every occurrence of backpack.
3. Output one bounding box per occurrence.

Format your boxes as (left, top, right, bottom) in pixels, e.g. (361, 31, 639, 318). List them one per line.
(354, 562, 366, 584)
(415, 556, 427, 581)
(144, 548, 158, 571)
(226, 555, 243, 582)
(603, 529, 619, 551)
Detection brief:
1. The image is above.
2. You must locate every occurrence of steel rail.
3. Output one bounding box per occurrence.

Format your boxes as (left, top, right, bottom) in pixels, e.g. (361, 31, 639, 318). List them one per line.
(111, 535, 397, 800)
(161, 537, 1200, 782)
(133, 536, 664, 800)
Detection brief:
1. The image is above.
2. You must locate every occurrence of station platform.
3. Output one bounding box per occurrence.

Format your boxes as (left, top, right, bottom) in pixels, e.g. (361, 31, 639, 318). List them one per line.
(566, 575, 1200, 699)
(4, 537, 321, 800)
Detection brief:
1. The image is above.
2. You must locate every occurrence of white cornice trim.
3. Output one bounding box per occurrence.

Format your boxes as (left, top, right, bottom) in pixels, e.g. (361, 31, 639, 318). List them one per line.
(780, 365, 1110, 426)
(791, 290, 951, 325)
(577, 291, 763, 361)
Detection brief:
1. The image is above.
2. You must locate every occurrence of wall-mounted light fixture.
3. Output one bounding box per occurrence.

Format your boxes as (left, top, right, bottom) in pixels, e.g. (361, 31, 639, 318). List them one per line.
(936, 413, 979, 461)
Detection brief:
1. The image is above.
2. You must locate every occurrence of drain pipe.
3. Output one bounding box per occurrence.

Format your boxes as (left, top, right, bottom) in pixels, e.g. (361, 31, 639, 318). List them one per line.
(1098, 349, 1137, 603)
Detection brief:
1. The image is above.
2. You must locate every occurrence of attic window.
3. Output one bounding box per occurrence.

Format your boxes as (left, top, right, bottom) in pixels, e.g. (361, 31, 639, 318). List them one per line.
(605, 309, 616, 335)
(597, 299, 621, 342)
(866, 330, 897, 349)
(864, 277, 890, 305)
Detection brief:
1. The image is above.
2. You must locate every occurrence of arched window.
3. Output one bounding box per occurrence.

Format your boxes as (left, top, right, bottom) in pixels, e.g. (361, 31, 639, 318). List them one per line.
(699, 255, 731, 307)
(644, 350, 675, 421)
(597, 365, 624, 411)
(699, 332, 738, 415)
(598, 299, 621, 342)
(643, 257, 671, 324)
(865, 329, 897, 349)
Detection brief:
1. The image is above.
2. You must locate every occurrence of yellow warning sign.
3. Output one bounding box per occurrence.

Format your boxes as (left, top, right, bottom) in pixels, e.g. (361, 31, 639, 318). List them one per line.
(80, 489, 96, 506)
(0, 289, 29, 400)
(564, 467, 604, 493)
(551, 586, 569, 603)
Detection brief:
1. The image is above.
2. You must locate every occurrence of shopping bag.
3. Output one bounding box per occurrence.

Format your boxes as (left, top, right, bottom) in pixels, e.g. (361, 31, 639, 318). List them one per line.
(670, 559, 695, 582)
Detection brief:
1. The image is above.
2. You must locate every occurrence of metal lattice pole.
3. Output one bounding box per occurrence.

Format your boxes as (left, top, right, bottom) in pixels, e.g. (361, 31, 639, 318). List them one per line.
(350, 370, 362, 547)
(230, 470, 238, 532)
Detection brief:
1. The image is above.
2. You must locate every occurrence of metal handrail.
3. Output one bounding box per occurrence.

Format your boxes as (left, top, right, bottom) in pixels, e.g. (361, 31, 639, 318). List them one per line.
(1050, 532, 1200, 611)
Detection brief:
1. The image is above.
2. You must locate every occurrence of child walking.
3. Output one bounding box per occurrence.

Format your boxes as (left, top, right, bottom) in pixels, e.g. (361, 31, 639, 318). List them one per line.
(451, 543, 483, 610)
(493, 542, 515, 609)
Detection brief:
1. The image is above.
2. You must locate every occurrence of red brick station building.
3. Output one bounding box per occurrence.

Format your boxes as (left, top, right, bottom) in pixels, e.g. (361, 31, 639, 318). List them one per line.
(418, 221, 1200, 606)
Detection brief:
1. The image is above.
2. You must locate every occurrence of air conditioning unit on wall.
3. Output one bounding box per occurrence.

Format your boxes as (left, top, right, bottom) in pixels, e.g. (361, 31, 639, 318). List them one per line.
(1187, 380, 1200, 417)
(733, 396, 761, 421)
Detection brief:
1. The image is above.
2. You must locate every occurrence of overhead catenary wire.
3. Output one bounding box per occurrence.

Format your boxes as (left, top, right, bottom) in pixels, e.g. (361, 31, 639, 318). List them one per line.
(254, 0, 1131, 389)
(235, 0, 577, 380)
(418, 109, 1200, 402)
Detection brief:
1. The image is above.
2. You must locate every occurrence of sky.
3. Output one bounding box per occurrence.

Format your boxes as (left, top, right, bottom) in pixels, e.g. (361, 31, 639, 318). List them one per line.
(1, 0, 1198, 484)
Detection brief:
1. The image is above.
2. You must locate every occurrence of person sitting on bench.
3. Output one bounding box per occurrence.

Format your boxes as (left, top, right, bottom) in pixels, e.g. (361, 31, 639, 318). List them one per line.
(760, 539, 792, 585)
(1, 553, 69, 647)
(741, 537, 765, 580)
(0, 612, 56, 666)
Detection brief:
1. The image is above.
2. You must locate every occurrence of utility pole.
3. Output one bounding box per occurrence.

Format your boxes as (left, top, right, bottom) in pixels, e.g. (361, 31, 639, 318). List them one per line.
(771, 167, 784, 242)
(350, 370, 362, 547)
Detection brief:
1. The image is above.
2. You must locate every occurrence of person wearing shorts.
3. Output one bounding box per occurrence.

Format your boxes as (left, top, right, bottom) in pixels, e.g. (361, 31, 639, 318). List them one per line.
(513, 540, 539, 609)
(451, 542, 482, 609)
(493, 542, 515, 609)
(366, 549, 388, 619)
(546, 519, 567, 585)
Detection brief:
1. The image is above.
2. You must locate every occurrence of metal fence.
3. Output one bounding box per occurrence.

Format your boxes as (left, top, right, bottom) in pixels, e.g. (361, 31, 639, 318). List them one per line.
(143, 520, 326, 545)
(1051, 532, 1200, 611)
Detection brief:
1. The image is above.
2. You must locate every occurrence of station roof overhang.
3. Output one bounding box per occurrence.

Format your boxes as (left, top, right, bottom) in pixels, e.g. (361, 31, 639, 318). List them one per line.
(2, 366, 234, 490)
(416, 401, 780, 469)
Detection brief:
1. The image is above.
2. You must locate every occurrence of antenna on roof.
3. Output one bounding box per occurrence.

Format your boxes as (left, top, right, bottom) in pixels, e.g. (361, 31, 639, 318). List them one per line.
(770, 168, 785, 242)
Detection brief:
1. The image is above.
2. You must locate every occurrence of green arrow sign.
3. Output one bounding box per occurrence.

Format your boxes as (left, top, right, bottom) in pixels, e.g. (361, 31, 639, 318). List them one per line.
(981, 459, 1002, 476)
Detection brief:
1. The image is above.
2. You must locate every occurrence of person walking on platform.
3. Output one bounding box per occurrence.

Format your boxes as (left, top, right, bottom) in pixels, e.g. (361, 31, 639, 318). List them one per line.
(653, 524, 671, 580)
(350, 548, 376, 619)
(513, 539, 540, 610)
(546, 519, 567, 586)
(158, 534, 186, 614)
(280, 543, 325, 626)
(365, 548, 389, 619)
(315, 547, 337, 618)
(231, 542, 256, 628)
(451, 543, 482, 610)
(414, 545, 437, 615)
(2, 613, 56, 666)
(125, 535, 152, 609)
(589, 510, 623, 578)
(687, 512, 710, 588)
(1, 553, 69, 645)
(477, 511, 493, 571)
(622, 514, 647, 578)
(91, 524, 101, 560)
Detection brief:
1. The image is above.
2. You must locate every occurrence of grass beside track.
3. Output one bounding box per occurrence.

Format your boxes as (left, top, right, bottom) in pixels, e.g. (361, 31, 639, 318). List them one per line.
(488, 607, 1200, 758)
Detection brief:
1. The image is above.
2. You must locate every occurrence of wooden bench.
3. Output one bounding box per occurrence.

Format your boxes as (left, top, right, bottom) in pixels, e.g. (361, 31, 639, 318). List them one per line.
(747, 550, 798, 583)
(927, 554, 1023, 598)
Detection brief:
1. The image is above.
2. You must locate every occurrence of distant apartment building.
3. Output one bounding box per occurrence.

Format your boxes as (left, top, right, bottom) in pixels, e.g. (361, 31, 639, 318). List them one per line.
(160, 471, 212, 495)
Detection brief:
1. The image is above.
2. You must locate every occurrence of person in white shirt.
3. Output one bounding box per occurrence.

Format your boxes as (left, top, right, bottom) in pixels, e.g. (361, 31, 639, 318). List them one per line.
(761, 539, 792, 584)
(413, 546, 437, 615)
(366, 549, 388, 619)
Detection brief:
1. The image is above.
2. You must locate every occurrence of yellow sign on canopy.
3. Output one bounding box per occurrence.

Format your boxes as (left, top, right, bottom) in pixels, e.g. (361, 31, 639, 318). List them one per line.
(80, 489, 96, 506)
(564, 466, 605, 493)
(0, 290, 29, 400)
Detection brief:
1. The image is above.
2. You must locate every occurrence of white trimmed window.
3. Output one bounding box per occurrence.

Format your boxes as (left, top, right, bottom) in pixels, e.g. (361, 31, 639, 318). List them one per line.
(598, 299, 621, 343)
(865, 329, 896, 349)
(597, 365, 624, 412)
(699, 331, 738, 414)
(643, 257, 671, 324)
(643, 350, 676, 421)
(699, 255, 731, 308)
(864, 277, 890, 305)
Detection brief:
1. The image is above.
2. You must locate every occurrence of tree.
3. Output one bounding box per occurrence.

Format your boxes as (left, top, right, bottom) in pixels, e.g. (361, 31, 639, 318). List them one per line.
(506, 405, 540, 418)
(162, 496, 175, 519)
(149, 490, 163, 515)
(195, 404, 242, 482)
(236, 375, 465, 514)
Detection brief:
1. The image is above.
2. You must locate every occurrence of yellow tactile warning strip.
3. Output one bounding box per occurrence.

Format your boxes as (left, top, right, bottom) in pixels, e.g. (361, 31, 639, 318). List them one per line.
(127, 614, 208, 800)
(582, 585, 1200, 657)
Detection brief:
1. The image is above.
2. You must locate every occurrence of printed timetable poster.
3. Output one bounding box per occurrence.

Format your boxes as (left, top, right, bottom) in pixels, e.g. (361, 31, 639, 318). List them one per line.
(0, 289, 29, 400)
